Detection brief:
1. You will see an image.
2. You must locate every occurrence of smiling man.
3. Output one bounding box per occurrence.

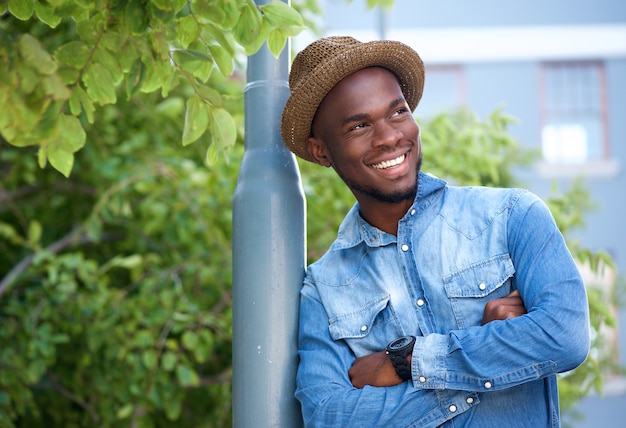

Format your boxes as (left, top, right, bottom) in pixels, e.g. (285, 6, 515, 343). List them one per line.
(280, 36, 589, 427)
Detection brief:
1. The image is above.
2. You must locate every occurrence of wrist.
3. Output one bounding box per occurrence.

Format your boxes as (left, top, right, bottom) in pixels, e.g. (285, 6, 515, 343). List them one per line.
(385, 336, 416, 381)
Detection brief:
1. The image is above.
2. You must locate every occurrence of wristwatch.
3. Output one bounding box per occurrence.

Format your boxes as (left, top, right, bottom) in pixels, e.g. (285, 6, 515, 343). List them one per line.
(386, 336, 416, 381)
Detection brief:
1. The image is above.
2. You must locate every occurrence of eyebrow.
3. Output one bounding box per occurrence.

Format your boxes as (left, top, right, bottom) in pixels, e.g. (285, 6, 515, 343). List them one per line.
(340, 97, 406, 127)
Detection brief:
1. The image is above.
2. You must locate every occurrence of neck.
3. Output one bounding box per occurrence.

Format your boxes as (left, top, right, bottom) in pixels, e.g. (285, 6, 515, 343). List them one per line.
(358, 198, 414, 235)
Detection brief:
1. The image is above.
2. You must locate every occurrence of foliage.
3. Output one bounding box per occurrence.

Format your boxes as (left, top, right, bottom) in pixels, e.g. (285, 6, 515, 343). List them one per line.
(1, 67, 244, 426)
(0, 0, 305, 177)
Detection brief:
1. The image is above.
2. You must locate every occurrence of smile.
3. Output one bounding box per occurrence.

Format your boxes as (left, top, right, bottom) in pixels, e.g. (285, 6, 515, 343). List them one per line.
(371, 154, 406, 170)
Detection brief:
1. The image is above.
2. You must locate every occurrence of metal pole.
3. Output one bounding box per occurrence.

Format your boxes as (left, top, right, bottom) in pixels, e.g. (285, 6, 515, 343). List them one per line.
(232, 0, 306, 425)
(378, 6, 389, 40)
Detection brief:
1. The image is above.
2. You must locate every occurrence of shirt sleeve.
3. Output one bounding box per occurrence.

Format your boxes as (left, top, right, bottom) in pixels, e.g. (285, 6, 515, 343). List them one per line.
(411, 191, 590, 392)
(296, 285, 478, 427)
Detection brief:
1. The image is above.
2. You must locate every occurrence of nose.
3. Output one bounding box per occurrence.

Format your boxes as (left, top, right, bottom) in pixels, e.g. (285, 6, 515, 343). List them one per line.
(372, 121, 402, 148)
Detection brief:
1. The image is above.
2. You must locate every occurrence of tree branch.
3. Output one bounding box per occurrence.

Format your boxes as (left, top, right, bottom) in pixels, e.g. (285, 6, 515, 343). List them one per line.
(41, 372, 100, 423)
(0, 228, 124, 298)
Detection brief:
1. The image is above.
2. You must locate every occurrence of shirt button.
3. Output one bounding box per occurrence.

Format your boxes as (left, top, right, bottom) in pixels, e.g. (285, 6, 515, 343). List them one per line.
(484, 381, 492, 389)
(479, 282, 486, 290)
(401, 244, 409, 252)
(410, 209, 416, 215)
(419, 376, 426, 383)
(417, 299, 425, 307)
(360, 325, 368, 332)
(466, 397, 474, 404)
(449, 405, 457, 413)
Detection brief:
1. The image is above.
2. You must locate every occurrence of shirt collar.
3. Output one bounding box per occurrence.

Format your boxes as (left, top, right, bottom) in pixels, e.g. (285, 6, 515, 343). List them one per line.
(332, 172, 447, 250)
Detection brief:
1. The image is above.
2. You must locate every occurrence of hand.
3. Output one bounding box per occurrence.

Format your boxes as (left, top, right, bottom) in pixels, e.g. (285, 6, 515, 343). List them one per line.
(348, 350, 403, 389)
(481, 290, 527, 325)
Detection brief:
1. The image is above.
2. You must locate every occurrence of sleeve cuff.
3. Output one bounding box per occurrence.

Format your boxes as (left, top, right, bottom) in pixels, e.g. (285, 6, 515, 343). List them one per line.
(411, 334, 448, 389)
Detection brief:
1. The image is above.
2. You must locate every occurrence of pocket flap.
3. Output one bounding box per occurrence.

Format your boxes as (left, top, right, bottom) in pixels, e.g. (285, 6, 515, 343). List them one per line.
(328, 294, 390, 340)
(444, 254, 515, 298)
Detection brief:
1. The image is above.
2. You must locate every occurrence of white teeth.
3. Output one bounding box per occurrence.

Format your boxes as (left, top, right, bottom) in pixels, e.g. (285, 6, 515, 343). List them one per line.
(372, 154, 405, 170)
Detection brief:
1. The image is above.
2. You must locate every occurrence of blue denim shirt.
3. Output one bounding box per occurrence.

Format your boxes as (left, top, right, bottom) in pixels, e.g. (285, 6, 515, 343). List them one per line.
(296, 172, 590, 427)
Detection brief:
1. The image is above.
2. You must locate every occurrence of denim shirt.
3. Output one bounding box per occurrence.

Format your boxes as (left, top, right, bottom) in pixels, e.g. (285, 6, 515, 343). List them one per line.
(296, 172, 590, 427)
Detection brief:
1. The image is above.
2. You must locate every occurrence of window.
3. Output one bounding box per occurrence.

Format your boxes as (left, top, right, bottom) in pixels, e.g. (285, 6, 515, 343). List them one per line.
(540, 61, 609, 164)
(418, 65, 464, 116)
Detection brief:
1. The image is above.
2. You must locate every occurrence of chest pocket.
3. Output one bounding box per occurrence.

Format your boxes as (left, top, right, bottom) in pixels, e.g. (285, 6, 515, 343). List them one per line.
(443, 254, 516, 328)
(328, 294, 402, 357)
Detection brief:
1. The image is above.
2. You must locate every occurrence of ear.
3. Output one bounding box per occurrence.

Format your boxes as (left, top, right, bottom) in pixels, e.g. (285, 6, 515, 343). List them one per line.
(306, 136, 332, 167)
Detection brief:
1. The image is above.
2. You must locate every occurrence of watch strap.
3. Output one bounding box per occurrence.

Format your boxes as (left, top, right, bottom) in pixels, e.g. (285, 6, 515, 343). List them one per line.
(389, 352, 412, 380)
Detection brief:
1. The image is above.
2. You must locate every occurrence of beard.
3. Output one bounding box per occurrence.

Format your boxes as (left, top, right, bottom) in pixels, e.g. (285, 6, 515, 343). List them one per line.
(337, 154, 422, 204)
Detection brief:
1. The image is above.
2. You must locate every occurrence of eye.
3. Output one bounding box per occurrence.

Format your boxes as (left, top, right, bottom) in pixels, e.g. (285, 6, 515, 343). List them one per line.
(392, 107, 409, 117)
(349, 122, 368, 132)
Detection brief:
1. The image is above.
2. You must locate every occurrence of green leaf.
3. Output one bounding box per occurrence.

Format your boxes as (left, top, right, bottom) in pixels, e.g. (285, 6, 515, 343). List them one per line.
(151, 0, 173, 11)
(267, 28, 288, 58)
(148, 1, 175, 24)
(192, 0, 225, 26)
(181, 331, 198, 350)
(175, 364, 199, 387)
(54, 41, 91, 69)
(116, 403, 134, 419)
(47, 115, 87, 177)
(232, 2, 262, 50)
(161, 351, 177, 371)
(195, 84, 222, 107)
(8, 0, 34, 20)
(163, 395, 182, 420)
(0, 221, 25, 246)
(182, 96, 209, 146)
(125, 59, 144, 99)
(92, 48, 123, 84)
(76, 15, 105, 45)
(260, 0, 304, 28)
(205, 143, 220, 165)
(125, 0, 149, 35)
(202, 23, 236, 56)
(142, 349, 158, 370)
(176, 15, 199, 48)
(35, 2, 62, 28)
(75, 86, 95, 123)
(18, 34, 57, 75)
(47, 146, 73, 177)
(208, 106, 237, 150)
(208, 44, 233, 76)
(172, 49, 214, 82)
(27, 220, 42, 246)
(42, 74, 71, 100)
(104, 254, 144, 270)
(83, 63, 117, 105)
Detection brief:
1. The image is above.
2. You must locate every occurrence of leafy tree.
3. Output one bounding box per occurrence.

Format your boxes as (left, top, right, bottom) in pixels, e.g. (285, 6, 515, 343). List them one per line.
(0, 1, 617, 427)
(0, 0, 305, 177)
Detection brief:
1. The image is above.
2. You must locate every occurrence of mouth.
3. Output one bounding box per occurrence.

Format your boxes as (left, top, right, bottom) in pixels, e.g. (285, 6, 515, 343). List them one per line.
(370, 154, 406, 170)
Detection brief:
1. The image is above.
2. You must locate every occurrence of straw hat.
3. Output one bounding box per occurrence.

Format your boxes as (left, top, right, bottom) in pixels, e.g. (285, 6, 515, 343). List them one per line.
(280, 36, 425, 163)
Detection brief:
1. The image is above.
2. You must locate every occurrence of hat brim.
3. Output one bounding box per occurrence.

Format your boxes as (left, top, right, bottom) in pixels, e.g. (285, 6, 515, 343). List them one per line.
(281, 40, 425, 163)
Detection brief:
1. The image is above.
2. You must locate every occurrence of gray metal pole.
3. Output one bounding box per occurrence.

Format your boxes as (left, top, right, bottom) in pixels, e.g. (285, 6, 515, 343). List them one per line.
(232, 1, 306, 425)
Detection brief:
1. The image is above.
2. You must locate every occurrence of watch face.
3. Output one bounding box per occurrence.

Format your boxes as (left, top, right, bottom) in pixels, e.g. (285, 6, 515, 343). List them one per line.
(390, 336, 413, 350)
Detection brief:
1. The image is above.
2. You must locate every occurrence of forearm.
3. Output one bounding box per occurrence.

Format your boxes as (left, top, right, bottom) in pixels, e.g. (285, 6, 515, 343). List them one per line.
(297, 293, 476, 426)
(411, 194, 590, 392)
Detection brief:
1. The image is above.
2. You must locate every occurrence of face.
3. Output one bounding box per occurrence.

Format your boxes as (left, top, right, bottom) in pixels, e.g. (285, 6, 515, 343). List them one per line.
(307, 67, 421, 205)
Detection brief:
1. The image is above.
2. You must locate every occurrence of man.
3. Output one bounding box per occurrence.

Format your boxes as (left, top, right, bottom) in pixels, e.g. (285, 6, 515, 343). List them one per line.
(280, 36, 589, 427)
